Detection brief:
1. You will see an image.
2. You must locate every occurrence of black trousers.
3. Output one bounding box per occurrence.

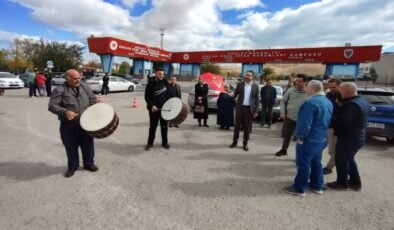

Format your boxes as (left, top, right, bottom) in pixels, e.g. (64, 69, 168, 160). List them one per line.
(101, 83, 109, 95)
(261, 104, 273, 125)
(335, 137, 364, 186)
(281, 117, 297, 151)
(60, 120, 95, 170)
(147, 110, 168, 145)
(45, 83, 52, 97)
(233, 106, 252, 146)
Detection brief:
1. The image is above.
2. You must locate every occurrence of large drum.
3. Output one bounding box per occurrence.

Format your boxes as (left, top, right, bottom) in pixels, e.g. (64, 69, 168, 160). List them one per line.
(80, 103, 119, 138)
(161, 98, 188, 125)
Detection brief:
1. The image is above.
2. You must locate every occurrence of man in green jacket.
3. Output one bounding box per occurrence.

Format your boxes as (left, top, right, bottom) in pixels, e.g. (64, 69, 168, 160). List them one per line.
(275, 74, 308, 156)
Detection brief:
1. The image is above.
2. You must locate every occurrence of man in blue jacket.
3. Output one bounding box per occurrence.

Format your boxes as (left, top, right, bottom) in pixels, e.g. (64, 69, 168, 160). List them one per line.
(283, 80, 333, 196)
(260, 78, 277, 128)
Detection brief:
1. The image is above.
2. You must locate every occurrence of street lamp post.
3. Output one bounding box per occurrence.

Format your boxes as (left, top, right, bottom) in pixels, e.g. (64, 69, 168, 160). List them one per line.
(160, 28, 165, 50)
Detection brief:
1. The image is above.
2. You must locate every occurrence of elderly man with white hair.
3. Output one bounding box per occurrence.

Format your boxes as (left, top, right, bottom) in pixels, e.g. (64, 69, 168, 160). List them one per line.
(284, 80, 333, 196)
(326, 82, 369, 191)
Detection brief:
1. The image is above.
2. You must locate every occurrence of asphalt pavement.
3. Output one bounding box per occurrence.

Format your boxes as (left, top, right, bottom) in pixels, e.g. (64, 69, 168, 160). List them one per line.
(0, 88, 393, 230)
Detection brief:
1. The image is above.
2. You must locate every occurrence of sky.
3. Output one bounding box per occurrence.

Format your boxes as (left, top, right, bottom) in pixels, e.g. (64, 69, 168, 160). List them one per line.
(1, 0, 394, 63)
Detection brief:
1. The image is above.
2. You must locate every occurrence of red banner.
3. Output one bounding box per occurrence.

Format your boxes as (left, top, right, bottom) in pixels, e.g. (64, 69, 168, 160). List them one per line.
(87, 37, 382, 63)
(87, 37, 172, 62)
(171, 46, 382, 63)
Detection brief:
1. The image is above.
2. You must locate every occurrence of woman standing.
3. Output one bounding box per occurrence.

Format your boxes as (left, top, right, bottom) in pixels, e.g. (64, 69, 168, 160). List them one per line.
(217, 84, 235, 130)
(194, 77, 209, 127)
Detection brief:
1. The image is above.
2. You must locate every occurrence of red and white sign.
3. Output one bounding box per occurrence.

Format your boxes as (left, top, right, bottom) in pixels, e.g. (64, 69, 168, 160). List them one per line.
(87, 37, 382, 64)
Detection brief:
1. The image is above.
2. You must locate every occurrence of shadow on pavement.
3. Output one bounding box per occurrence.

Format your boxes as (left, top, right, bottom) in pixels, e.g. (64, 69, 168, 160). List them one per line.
(0, 161, 64, 181)
(209, 163, 294, 178)
(96, 142, 145, 157)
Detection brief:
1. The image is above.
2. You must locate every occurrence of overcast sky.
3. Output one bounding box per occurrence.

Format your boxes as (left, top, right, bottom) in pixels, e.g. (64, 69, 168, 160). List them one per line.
(1, 0, 393, 63)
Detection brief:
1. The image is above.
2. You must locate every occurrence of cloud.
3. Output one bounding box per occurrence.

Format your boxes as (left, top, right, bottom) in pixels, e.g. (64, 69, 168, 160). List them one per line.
(216, 0, 264, 10)
(5, 0, 394, 62)
(0, 29, 41, 48)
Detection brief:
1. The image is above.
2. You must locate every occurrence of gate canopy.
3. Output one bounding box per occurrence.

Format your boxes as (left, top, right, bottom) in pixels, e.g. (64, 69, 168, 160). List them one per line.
(87, 36, 382, 64)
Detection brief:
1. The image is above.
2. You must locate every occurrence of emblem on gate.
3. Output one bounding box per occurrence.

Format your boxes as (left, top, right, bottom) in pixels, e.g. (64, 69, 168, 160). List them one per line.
(183, 53, 190, 60)
(344, 49, 353, 59)
(371, 106, 376, 112)
(109, 40, 118, 51)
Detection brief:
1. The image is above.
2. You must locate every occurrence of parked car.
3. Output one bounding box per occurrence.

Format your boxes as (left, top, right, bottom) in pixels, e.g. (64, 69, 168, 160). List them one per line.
(0, 72, 24, 89)
(18, 73, 30, 87)
(258, 85, 283, 121)
(51, 73, 66, 85)
(86, 76, 136, 93)
(358, 87, 394, 143)
(187, 72, 225, 109)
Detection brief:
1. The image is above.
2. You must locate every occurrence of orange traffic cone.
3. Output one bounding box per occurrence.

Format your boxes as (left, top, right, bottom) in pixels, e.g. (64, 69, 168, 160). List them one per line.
(132, 97, 138, 108)
(97, 93, 103, 103)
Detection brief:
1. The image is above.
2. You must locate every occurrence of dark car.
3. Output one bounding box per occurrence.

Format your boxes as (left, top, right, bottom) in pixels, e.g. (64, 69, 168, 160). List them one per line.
(358, 87, 394, 143)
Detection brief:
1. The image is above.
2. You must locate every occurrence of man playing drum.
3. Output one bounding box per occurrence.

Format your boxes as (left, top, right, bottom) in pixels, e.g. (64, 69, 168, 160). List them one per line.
(48, 69, 98, 177)
(144, 67, 172, 151)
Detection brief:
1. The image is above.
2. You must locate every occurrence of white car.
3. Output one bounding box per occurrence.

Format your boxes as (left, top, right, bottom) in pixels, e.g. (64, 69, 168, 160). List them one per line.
(258, 85, 283, 121)
(86, 76, 136, 93)
(0, 72, 24, 89)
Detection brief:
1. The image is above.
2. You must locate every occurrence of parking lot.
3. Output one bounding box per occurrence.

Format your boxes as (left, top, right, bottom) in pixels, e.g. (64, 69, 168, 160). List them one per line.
(0, 87, 393, 230)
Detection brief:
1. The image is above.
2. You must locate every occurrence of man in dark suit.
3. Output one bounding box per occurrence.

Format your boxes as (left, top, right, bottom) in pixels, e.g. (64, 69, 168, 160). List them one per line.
(229, 71, 259, 151)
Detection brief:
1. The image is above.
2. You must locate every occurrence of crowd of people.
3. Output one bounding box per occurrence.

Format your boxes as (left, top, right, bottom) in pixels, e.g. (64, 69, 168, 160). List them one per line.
(28, 69, 53, 97)
(46, 67, 369, 198)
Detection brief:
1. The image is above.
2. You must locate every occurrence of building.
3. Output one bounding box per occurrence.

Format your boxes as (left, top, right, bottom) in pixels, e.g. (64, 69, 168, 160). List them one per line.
(372, 52, 394, 84)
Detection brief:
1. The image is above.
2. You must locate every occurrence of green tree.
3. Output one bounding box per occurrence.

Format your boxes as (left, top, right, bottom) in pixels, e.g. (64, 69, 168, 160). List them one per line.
(0, 49, 10, 71)
(261, 67, 275, 83)
(200, 63, 221, 75)
(370, 67, 378, 83)
(118, 61, 131, 74)
(86, 60, 102, 69)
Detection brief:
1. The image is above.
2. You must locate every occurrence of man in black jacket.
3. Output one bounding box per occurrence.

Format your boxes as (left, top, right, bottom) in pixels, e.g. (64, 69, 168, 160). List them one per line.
(326, 82, 369, 191)
(144, 68, 171, 151)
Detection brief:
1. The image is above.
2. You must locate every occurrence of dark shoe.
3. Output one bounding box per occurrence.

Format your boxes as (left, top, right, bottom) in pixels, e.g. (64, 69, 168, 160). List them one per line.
(198, 123, 202, 127)
(162, 143, 170, 149)
(225, 127, 230, 130)
(348, 180, 362, 191)
(323, 167, 332, 175)
(326, 181, 348, 191)
(203, 124, 210, 127)
(169, 123, 173, 128)
(145, 144, 153, 151)
(173, 124, 179, 128)
(83, 164, 98, 172)
(220, 126, 224, 129)
(275, 149, 287, 157)
(64, 169, 76, 178)
(229, 142, 237, 148)
(243, 145, 249, 151)
(283, 185, 306, 197)
(267, 124, 271, 129)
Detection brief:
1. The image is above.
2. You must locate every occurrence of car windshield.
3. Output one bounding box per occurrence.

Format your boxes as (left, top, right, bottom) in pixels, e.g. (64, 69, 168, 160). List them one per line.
(358, 91, 394, 105)
(0, 73, 17, 78)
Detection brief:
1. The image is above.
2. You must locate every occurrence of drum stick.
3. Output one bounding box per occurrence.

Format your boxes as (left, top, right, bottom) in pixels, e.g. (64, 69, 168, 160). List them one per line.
(159, 109, 172, 112)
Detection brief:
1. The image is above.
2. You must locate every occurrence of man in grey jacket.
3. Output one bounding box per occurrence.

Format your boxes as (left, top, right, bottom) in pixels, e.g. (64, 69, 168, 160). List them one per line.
(48, 69, 98, 177)
(229, 71, 259, 151)
(275, 74, 308, 157)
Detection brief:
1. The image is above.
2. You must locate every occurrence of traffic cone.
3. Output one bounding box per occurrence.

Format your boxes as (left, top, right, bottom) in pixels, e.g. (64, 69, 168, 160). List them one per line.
(97, 93, 103, 103)
(132, 97, 138, 108)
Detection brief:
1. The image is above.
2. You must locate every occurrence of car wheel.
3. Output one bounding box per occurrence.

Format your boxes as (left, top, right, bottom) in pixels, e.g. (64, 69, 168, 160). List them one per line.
(128, 86, 134, 92)
(387, 137, 394, 144)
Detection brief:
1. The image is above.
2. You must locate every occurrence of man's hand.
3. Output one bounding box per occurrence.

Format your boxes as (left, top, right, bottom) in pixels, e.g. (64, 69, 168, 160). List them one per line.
(151, 105, 158, 112)
(279, 113, 285, 120)
(65, 111, 78, 121)
(229, 93, 235, 97)
(253, 112, 258, 118)
(296, 139, 303, 145)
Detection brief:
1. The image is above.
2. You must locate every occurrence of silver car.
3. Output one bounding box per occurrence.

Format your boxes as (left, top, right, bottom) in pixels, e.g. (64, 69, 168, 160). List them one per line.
(187, 86, 224, 109)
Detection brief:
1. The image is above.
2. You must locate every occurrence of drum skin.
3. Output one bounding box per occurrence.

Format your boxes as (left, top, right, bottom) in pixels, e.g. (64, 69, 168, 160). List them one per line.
(80, 103, 119, 138)
(161, 98, 188, 125)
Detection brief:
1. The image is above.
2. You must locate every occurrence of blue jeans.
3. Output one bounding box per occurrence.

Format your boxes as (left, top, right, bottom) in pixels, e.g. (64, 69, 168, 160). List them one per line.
(293, 141, 327, 193)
